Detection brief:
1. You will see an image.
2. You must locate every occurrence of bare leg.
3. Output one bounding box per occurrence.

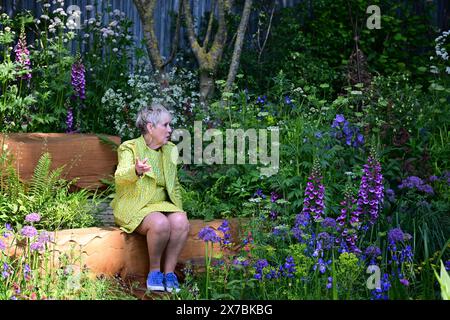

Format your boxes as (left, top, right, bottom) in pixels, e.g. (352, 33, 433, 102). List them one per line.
(135, 212, 171, 272)
(163, 212, 190, 273)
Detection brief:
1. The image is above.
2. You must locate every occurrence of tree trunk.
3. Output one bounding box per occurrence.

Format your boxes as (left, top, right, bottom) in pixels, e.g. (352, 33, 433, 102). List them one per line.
(183, 0, 228, 104)
(134, 0, 164, 74)
(225, 0, 253, 92)
(200, 71, 215, 105)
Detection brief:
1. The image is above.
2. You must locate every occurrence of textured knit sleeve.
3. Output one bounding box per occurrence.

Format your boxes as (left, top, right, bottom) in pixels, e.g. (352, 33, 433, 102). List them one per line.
(115, 144, 139, 185)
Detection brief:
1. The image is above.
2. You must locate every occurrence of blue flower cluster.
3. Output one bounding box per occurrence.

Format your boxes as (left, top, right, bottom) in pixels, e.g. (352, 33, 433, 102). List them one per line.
(398, 176, 434, 195)
(371, 273, 391, 300)
(331, 114, 364, 148)
(218, 220, 231, 245)
(199, 220, 232, 246)
(252, 256, 297, 281)
(198, 227, 221, 243)
(363, 245, 381, 265)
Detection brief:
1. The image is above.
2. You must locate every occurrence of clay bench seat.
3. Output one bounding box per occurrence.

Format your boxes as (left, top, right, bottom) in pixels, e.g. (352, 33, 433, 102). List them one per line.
(7, 219, 243, 283)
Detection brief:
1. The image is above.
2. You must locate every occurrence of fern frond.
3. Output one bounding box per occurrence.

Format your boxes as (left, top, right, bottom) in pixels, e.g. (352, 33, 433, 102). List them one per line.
(5, 165, 24, 201)
(30, 152, 52, 198)
(97, 134, 119, 151)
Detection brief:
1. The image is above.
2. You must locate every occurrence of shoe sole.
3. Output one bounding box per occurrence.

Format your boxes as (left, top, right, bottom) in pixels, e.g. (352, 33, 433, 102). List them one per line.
(147, 285, 165, 291)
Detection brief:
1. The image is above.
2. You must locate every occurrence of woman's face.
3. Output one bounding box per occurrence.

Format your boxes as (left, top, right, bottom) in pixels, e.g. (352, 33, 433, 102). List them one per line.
(147, 113, 172, 146)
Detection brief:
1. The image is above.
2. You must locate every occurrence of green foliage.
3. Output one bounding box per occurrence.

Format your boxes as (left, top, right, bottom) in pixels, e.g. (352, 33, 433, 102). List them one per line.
(335, 252, 364, 298)
(434, 260, 450, 300)
(0, 151, 97, 230)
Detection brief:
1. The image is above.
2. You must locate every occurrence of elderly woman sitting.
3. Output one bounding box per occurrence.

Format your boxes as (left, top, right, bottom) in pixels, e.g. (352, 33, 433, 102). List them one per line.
(111, 103, 189, 293)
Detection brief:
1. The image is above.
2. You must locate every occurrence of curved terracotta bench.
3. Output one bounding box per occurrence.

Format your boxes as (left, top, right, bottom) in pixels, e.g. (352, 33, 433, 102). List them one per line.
(6, 219, 244, 282)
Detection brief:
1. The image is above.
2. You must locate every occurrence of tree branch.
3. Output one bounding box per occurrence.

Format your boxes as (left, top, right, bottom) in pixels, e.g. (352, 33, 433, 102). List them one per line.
(209, 0, 227, 66)
(183, 0, 204, 63)
(134, 0, 164, 71)
(203, 0, 216, 49)
(257, 3, 275, 64)
(225, 0, 253, 92)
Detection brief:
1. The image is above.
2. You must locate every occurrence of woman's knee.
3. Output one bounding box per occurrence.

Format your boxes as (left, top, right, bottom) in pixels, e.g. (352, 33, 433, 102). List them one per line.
(169, 212, 190, 233)
(146, 212, 171, 235)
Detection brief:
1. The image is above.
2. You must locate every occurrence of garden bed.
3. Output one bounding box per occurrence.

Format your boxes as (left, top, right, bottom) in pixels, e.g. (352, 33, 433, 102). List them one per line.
(4, 218, 244, 285)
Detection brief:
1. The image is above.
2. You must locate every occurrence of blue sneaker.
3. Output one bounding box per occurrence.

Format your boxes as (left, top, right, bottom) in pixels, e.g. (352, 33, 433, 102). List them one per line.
(146, 271, 165, 291)
(165, 272, 181, 293)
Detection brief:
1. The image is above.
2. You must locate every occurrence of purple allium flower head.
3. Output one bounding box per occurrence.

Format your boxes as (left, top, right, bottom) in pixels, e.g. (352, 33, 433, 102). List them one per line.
(71, 58, 86, 100)
(25, 212, 41, 223)
(388, 228, 404, 244)
(398, 176, 434, 195)
(365, 245, 381, 258)
(21, 226, 37, 238)
(14, 28, 32, 80)
(322, 217, 336, 229)
(38, 231, 52, 244)
(30, 241, 44, 252)
(0, 239, 5, 251)
(198, 227, 221, 243)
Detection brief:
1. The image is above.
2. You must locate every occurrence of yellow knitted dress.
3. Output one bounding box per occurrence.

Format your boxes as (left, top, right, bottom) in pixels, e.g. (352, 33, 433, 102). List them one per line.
(111, 136, 184, 233)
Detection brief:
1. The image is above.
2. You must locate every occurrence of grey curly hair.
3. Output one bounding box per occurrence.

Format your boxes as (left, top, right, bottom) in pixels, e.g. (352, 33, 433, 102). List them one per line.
(135, 103, 172, 134)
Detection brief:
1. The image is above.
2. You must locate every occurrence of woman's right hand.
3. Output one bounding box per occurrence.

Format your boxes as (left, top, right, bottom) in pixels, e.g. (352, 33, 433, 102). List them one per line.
(135, 158, 152, 176)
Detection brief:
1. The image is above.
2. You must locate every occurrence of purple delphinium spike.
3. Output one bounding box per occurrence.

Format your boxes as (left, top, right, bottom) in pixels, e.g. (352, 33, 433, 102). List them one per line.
(66, 107, 74, 133)
(71, 58, 86, 100)
(302, 159, 325, 222)
(336, 186, 361, 254)
(218, 220, 231, 246)
(355, 149, 384, 227)
(14, 28, 32, 81)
